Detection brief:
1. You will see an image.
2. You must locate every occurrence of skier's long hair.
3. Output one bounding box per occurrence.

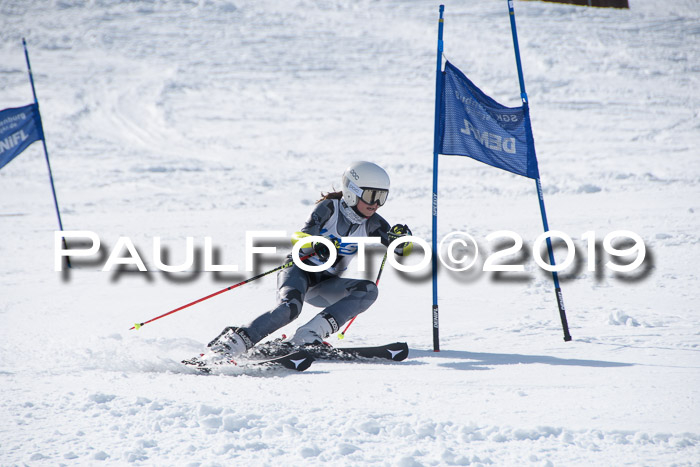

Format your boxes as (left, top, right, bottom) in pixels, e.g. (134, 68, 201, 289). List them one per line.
(316, 190, 343, 204)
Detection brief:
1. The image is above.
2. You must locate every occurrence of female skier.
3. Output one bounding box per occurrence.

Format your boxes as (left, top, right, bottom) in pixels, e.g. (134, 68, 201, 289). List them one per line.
(205, 161, 412, 360)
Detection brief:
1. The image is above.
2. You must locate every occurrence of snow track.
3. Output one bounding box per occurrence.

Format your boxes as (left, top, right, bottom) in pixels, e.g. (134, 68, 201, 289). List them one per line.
(5, 386, 698, 464)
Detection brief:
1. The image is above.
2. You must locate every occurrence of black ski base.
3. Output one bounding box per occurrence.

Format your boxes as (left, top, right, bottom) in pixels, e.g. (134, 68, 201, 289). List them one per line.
(250, 341, 409, 362)
(182, 349, 315, 374)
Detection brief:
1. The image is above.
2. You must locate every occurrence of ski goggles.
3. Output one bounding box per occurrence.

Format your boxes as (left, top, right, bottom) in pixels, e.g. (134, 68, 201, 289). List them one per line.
(347, 180, 389, 206)
(359, 188, 389, 206)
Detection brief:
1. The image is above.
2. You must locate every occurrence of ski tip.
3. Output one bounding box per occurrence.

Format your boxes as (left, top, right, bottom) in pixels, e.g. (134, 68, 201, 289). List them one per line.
(278, 350, 315, 371)
(389, 342, 410, 361)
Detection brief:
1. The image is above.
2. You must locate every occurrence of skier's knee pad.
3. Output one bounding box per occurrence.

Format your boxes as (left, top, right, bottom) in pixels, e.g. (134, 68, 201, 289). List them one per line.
(277, 287, 304, 321)
(351, 280, 378, 304)
(278, 285, 304, 320)
(282, 292, 304, 321)
(365, 281, 379, 303)
(287, 302, 301, 321)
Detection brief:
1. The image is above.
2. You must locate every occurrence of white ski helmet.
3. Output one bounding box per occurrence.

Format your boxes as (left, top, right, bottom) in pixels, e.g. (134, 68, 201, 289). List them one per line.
(341, 161, 390, 208)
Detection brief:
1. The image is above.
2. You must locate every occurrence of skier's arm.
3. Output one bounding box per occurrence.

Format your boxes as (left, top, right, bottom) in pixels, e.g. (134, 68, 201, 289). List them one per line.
(300, 199, 334, 236)
(387, 224, 413, 256)
(368, 215, 413, 256)
(290, 200, 335, 255)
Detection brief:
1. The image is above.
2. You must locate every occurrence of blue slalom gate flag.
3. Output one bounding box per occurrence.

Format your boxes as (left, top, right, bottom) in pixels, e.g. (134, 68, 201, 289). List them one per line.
(439, 61, 540, 179)
(0, 103, 43, 170)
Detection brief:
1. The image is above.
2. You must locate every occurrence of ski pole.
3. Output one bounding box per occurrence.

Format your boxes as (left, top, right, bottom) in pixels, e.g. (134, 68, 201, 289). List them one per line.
(338, 251, 387, 339)
(130, 253, 315, 330)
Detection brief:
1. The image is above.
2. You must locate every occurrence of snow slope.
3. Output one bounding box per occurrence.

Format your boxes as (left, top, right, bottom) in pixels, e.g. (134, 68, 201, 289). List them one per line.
(1, 0, 699, 465)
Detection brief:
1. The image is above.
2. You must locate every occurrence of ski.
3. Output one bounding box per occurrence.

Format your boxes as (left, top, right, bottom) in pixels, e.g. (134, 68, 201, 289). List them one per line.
(331, 342, 409, 361)
(182, 349, 315, 374)
(250, 341, 409, 362)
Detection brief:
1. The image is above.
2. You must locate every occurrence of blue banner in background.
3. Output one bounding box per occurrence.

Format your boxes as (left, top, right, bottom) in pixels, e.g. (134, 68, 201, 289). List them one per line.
(0, 103, 43, 170)
(439, 61, 539, 179)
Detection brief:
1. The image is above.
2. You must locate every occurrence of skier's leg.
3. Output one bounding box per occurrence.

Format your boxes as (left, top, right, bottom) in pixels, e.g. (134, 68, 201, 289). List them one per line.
(288, 277, 378, 345)
(311, 277, 379, 326)
(208, 265, 310, 355)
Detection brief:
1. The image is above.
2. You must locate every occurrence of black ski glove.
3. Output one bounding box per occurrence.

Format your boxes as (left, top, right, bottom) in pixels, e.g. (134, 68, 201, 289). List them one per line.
(388, 224, 413, 256)
(388, 224, 412, 241)
(313, 238, 341, 262)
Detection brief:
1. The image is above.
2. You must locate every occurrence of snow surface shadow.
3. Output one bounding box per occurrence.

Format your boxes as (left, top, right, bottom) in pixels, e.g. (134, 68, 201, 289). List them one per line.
(410, 349, 633, 371)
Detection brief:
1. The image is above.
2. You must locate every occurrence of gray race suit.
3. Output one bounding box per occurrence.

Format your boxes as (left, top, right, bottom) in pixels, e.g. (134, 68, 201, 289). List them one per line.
(237, 198, 403, 345)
